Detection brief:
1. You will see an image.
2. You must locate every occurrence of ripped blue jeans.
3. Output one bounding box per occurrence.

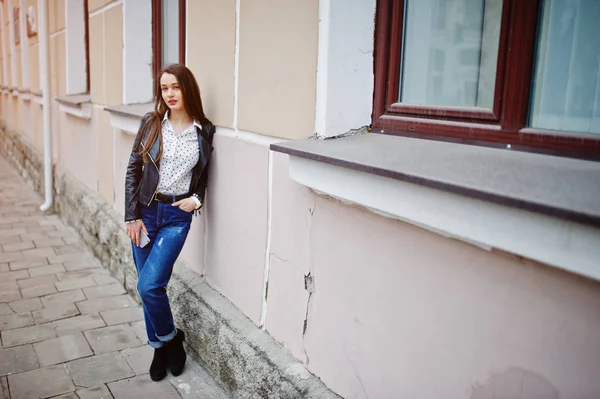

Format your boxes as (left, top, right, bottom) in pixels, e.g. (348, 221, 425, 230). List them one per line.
(131, 200, 192, 348)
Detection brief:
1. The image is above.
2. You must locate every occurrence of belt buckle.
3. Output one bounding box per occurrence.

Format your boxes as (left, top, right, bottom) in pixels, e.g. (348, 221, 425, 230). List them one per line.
(154, 192, 160, 202)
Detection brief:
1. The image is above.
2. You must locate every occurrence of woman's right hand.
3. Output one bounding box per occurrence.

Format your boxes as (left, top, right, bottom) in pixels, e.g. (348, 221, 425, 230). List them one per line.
(126, 220, 148, 247)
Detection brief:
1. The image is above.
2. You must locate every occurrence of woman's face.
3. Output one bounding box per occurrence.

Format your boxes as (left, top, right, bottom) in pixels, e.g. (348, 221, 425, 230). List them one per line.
(160, 73, 184, 113)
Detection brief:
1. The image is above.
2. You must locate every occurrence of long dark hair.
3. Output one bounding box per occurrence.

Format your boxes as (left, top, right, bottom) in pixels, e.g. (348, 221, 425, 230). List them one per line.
(138, 64, 208, 162)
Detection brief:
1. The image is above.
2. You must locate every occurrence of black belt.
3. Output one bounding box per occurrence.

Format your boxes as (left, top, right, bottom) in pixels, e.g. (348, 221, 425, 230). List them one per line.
(153, 193, 189, 203)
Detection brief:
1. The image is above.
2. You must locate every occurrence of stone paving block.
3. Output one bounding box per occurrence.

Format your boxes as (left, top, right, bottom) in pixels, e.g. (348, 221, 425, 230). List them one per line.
(11, 222, 41, 230)
(33, 302, 80, 324)
(0, 228, 26, 237)
(1, 324, 56, 347)
(0, 377, 8, 399)
(53, 393, 79, 399)
(7, 364, 75, 399)
(20, 247, 56, 259)
(47, 229, 77, 239)
(24, 225, 56, 234)
(77, 385, 114, 399)
(0, 289, 21, 303)
(17, 274, 57, 289)
(0, 280, 18, 292)
(9, 297, 43, 313)
(0, 312, 34, 331)
(121, 345, 153, 375)
(168, 360, 231, 399)
(0, 269, 29, 280)
(42, 289, 86, 307)
(77, 295, 137, 314)
(84, 282, 126, 299)
(0, 263, 7, 272)
(108, 374, 181, 399)
(0, 344, 39, 376)
(130, 321, 148, 343)
(0, 304, 13, 316)
(2, 240, 34, 253)
(54, 243, 85, 255)
(63, 260, 101, 271)
(63, 236, 80, 245)
(33, 332, 93, 367)
(0, 235, 22, 245)
(21, 282, 58, 298)
(56, 276, 97, 291)
(101, 307, 144, 326)
(49, 253, 93, 264)
(29, 263, 66, 277)
(84, 325, 142, 354)
(68, 353, 135, 388)
(0, 251, 24, 263)
(52, 314, 106, 336)
(9, 258, 48, 271)
(33, 238, 65, 248)
(56, 270, 99, 281)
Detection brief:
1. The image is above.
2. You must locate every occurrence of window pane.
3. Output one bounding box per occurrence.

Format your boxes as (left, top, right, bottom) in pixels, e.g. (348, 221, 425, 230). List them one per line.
(399, 0, 503, 108)
(161, 0, 180, 66)
(529, 0, 600, 135)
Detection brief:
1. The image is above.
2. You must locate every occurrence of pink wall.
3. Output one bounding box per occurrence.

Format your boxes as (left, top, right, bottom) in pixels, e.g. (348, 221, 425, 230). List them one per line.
(55, 109, 97, 192)
(204, 135, 269, 324)
(265, 153, 600, 399)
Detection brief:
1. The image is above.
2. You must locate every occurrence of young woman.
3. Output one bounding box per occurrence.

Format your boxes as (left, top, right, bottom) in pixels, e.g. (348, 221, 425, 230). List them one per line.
(124, 64, 215, 381)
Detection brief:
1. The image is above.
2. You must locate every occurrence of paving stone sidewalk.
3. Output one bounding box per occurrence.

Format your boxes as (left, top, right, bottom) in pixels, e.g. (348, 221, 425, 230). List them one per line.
(0, 157, 229, 399)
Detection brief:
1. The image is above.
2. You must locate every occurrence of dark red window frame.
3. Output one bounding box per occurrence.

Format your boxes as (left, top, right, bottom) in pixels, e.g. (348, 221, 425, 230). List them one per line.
(372, 0, 600, 159)
(152, 0, 186, 81)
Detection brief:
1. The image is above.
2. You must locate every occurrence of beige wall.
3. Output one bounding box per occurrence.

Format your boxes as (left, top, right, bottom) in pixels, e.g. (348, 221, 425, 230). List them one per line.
(186, 0, 236, 129)
(89, 4, 123, 105)
(50, 0, 65, 34)
(237, 0, 319, 139)
(96, 108, 114, 205)
(49, 33, 66, 97)
(262, 154, 600, 399)
(3, 2, 10, 87)
(28, 43, 39, 93)
(204, 135, 270, 324)
(88, 0, 115, 13)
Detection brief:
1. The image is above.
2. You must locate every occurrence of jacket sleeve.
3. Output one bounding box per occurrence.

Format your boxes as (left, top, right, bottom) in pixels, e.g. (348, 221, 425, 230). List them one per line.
(192, 121, 216, 205)
(124, 113, 152, 222)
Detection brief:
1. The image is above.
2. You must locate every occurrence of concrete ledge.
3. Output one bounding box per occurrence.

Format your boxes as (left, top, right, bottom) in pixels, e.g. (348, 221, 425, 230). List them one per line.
(0, 119, 341, 399)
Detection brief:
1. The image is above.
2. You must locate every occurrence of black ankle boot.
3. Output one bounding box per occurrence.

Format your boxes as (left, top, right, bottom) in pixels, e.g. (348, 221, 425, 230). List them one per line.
(149, 346, 168, 381)
(166, 328, 186, 376)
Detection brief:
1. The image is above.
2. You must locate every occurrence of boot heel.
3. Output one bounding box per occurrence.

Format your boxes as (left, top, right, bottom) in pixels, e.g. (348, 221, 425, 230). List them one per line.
(167, 328, 187, 376)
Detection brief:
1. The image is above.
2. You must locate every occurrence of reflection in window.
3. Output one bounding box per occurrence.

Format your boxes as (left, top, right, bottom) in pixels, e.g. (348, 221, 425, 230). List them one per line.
(161, 0, 180, 67)
(529, 0, 600, 135)
(399, 0, 503, 108)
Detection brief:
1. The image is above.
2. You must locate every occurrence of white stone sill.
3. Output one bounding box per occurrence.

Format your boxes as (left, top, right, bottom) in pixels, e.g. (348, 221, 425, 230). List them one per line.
(105, 103, 153, 135)
(272, 134, 600, 281)
(55, 94, 92, 120)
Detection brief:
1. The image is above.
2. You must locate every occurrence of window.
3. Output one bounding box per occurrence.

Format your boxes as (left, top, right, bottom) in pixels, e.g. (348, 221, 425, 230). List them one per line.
(152, 0, 185, 80)
(373, 0, 600, 158)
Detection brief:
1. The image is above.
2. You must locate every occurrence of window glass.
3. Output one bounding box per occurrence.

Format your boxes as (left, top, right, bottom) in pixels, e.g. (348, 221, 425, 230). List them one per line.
(529, 0, 600, 135)
(161, 0, 180, 67)
(399, 0, 503, 108)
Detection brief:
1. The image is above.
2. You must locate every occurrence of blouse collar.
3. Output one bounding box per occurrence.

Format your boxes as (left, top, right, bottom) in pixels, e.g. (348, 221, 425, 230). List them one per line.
(162, 111, 202, 130)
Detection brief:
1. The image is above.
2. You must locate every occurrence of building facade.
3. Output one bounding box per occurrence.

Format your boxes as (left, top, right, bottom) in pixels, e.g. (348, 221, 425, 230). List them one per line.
(1, 0, 599, 398)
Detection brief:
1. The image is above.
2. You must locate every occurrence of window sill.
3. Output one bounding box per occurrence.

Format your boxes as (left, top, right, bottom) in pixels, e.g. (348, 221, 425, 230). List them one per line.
(56, 94, 92, 120)
(271, 133, 600, 281)
(104, 103, 153, 135)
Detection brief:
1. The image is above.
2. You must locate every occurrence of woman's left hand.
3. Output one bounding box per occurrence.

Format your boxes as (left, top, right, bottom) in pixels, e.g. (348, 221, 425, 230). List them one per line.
(172, 198, 196, 213)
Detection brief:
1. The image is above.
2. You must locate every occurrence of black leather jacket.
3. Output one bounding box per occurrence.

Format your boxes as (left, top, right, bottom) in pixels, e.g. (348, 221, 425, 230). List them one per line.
(124, 112, 215, 222)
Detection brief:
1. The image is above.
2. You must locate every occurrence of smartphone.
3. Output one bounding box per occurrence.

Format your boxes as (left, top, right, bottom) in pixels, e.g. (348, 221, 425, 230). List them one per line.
(140, 230, 150, 248)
